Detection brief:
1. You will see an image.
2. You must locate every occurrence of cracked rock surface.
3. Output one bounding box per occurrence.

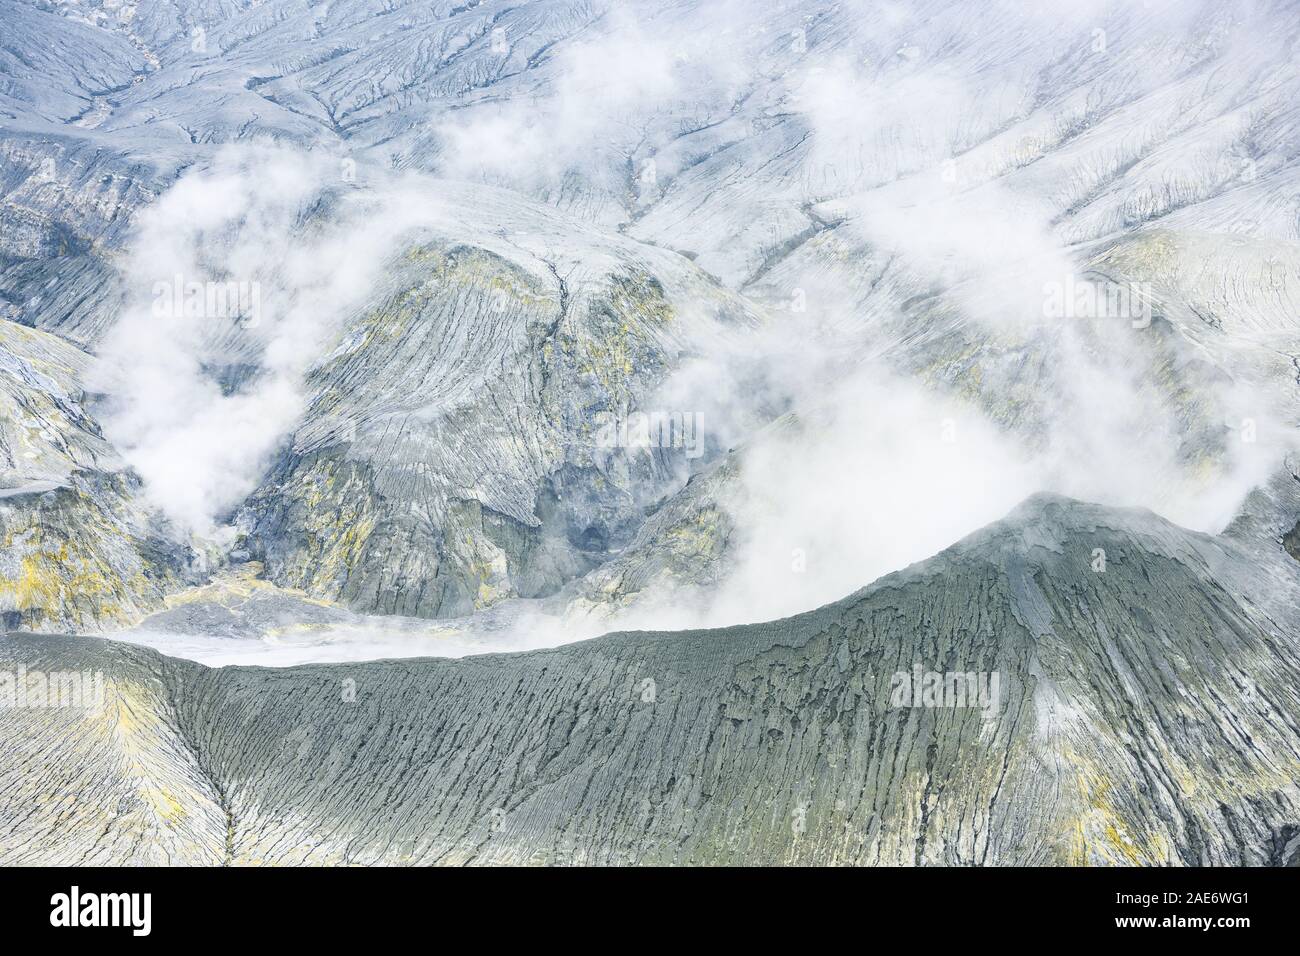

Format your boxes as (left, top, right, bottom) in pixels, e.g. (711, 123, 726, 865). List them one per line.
(4, 495, 1299, 865)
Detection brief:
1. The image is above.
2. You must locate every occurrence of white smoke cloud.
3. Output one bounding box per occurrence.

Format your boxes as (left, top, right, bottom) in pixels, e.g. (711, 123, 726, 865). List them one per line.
(545, 0, 1299, 631)
(96, 0, 1300, 665)
(433, 0, 764, 197)
(90, 146, 450, 538)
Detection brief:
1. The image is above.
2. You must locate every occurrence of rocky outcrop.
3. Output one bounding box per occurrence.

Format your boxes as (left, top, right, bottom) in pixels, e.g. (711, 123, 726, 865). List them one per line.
(4, 495, 1298, 865)
(0, 320, 188, 632)
(236, 194, 757, 619)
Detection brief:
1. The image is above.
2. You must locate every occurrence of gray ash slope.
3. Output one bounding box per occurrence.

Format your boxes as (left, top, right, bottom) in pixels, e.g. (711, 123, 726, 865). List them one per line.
(4, 494, 1300, 865)
(4, 0, 1300, 632)
(3, 0, 1300, 869)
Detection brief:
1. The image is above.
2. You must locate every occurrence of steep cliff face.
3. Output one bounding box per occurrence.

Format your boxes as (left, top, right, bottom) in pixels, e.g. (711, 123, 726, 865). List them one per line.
(4, 496, 1298, 865)
(0, 320, 188, 632)
(232, 189, 758, 619)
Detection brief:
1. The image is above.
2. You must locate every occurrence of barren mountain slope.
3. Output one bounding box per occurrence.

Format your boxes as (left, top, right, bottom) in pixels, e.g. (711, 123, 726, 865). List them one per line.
(4, 495, 1299, 865)
(4, 0, 1300, 635)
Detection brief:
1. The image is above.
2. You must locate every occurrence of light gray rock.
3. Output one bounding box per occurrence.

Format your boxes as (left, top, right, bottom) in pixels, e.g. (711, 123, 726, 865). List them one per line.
(235, 194, 758, 619)
(0, 320, 190, 632)
(3, 495, 1298, 865)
